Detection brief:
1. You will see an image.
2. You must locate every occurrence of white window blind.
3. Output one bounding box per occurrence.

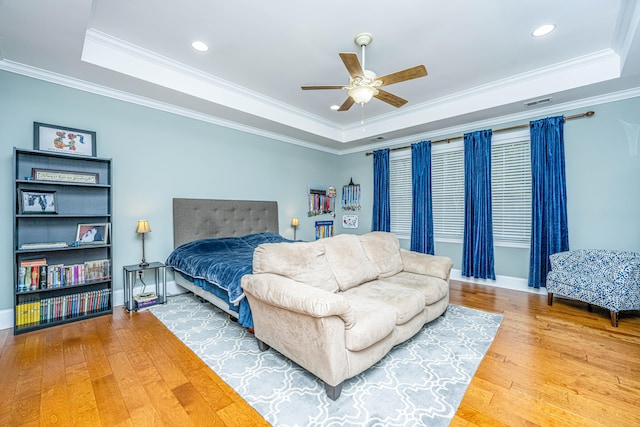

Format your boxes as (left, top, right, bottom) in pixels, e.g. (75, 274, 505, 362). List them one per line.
(388, 130, 531, 247)
(432, 146, 465, 241)
(491, 134, 531, 246)
(389, 152, 412, 238)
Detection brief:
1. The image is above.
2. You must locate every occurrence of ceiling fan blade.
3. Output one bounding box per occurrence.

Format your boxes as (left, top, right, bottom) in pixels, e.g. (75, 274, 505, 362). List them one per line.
(377, 65, 427, 86)
(339, 52, 364, 79)
(338, 97, 355, 111)
(375, 89, 408, 108)
(301, 85, 344, 90)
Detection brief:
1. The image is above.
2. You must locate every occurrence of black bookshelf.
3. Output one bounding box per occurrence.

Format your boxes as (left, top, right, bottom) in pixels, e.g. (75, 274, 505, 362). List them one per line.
(13, 148, 113, 334)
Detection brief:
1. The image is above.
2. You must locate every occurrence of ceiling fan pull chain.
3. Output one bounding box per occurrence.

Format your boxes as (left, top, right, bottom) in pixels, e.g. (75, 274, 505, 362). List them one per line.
(361, 104, 366, 131)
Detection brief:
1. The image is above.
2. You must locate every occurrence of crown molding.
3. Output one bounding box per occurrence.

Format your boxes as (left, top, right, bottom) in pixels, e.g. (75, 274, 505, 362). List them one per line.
(0, 59, 341, 155)
(613, 0, 640, 70)
(84, 29, 336, 127)
(3, 55, 640, 157)
(341, 49, 621, 141)
(339, 85, 640, 156)
(82, 29, 345, 142)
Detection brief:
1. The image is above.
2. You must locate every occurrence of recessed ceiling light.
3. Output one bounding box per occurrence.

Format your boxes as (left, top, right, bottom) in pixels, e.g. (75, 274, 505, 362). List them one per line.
(191, 41, 209, 52)
(330, 105, 340, 111)
(532, 24, 556, 37)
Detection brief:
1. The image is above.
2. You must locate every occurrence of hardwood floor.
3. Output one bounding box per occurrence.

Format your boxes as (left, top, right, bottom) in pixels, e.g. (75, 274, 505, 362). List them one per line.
(1, 280, 639, 426)
(449, 281, 640, 427)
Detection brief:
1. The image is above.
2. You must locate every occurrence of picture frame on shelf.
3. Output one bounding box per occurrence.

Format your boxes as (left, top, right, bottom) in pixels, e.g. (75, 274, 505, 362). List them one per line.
(34, 122, 97, 157)
(32, 168, 99, 184)
(76, 223, 109, 245)
(19, 190, 57, 214)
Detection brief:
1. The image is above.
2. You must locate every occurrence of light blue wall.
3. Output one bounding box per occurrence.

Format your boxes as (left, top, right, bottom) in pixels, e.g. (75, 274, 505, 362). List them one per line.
(338, 98, 640, 278)
(0, 70, 339, 310)
(2, 70, 640, 311)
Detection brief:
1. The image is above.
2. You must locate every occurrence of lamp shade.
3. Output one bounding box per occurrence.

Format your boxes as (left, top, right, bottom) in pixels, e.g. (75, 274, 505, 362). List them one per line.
(291, 217, 299, 227)
(349, 86, 378, 104)
(136, 219, 151, 234)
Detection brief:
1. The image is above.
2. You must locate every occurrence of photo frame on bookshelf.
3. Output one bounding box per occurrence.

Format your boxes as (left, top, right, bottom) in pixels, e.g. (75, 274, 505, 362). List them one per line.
(18, 189, 57, 214)
(32, 168, 99, 184)
(76, 223, 109, 245)
(34, 122, 97, 157)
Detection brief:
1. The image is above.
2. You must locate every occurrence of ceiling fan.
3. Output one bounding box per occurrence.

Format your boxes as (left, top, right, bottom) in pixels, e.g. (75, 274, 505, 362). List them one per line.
(301, 33, 428, 111)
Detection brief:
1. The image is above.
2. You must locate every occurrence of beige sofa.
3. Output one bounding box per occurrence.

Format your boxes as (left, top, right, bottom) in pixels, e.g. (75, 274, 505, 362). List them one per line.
(241, 231, 453, 400)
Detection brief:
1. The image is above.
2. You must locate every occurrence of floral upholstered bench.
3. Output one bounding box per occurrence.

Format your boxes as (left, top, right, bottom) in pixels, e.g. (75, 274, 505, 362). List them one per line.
(546, 249, 640, 326)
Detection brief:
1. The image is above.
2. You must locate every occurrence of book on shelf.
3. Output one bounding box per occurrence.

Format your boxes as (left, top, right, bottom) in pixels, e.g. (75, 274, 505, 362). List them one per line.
(16, 288, 112, 328)
(15, 297, 42, 327)
(20, 258, 47, 267)
(16, 258, 111, 292)
(20, 242, 68, 250)
(38, 265, 47, 289)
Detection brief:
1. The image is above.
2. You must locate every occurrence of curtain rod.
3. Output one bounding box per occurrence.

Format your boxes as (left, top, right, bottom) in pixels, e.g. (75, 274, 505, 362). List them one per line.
(364, 111, 595, 156)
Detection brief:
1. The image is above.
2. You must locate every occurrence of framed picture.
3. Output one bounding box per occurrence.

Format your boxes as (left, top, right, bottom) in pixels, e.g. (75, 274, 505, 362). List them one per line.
(76, 223, 109, 245)
(32, 168, 99, 184)
(19, 190, 57, 214)
(342, 215, 359, 229)
(34, 122, 97, 157)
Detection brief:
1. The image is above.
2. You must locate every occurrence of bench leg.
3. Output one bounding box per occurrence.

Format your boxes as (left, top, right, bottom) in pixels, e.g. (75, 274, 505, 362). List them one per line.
(547, 293, 553, 306)
(325, 382, 343, 400)
(610, 311, 619, 327)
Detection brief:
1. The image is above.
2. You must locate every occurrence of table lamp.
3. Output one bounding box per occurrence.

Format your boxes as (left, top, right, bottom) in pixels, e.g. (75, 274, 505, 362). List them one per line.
(136, 219, 151, 267)
(291, 217, 299, 240)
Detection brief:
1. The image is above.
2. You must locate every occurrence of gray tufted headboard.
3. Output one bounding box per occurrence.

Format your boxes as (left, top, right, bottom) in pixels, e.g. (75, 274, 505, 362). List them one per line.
(172, 198, 280, 248)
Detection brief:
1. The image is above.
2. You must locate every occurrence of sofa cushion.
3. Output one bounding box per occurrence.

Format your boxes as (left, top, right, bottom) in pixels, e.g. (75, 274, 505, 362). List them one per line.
(359, 232, 404, 278)
(253, 241, 339, 293)
(379, 272, 449, 305)
(400, 249, 453, 281)
(322, 234, 379, 291)
(343, 281, 426, 325)
(342, 298, 396, 352)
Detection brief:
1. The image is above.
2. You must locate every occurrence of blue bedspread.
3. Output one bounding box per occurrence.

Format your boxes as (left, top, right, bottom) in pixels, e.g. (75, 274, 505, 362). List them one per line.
(166, 232, 290, 326)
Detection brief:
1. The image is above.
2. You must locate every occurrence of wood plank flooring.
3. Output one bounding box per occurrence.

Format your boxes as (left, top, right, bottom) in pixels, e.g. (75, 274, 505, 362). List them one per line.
(1, 280, 639, 426)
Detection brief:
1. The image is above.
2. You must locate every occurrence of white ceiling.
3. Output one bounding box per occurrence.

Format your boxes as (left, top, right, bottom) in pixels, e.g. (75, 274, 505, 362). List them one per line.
(2, 0, 640, 153)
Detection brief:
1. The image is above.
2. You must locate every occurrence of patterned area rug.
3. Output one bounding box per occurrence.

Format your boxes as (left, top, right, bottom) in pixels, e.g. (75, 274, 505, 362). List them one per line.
(150, 293, 502, 427)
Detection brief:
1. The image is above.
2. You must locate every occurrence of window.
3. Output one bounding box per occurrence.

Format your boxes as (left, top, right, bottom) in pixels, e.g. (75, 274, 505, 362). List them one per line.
(389, 130, 531, 247)
(389, 151, 412, 239)
(490, 132, 531, 246)
(431, 144, 465, 241)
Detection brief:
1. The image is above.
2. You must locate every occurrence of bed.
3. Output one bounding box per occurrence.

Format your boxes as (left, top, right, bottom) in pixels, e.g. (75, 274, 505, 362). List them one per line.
(168, 198, 284, 329)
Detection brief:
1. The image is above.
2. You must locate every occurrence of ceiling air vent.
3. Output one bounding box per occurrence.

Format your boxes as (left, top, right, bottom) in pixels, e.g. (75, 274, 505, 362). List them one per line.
(524, 97, 552, 108)
(371, 136, 386, 141)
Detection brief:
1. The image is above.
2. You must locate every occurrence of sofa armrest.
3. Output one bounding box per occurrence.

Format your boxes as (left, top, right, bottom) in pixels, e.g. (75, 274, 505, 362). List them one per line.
(400, 249, 453, 281)
(241, 273, 354, 327)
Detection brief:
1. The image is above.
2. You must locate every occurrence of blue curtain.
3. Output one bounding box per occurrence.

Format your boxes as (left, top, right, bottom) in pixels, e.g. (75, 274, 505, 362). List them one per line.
(529, 116, 569, 288)
(372, 148, 390, 232)
(462, 130, 496, 279)
(411, 141, 434, 254)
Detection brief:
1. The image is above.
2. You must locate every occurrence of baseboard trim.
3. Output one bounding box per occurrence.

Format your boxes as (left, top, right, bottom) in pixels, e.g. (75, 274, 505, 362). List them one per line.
(450, 269, 546, 295)
(0, 280, 185, 332)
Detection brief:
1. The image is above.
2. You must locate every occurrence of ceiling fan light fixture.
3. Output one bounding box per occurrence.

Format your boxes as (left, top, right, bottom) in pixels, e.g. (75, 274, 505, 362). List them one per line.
(301, 32, 426, 111)
(349, 85, 378, 104)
